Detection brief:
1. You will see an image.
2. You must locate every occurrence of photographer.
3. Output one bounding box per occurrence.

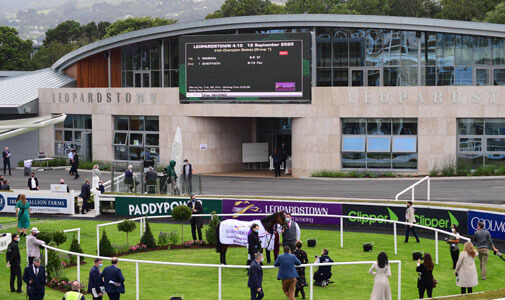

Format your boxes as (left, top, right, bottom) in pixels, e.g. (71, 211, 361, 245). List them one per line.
(313, 249, 333, 287)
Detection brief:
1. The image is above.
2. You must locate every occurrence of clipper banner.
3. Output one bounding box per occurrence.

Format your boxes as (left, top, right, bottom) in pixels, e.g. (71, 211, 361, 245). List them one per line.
(343, 204, 468, 234)
(222, 199, 342, 225)
(115, 197, 222, 217)
(468, 211, 505, 240)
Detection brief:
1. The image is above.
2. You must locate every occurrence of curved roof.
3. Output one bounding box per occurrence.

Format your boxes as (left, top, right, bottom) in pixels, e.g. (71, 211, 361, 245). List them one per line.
(52, 14, 505, 72)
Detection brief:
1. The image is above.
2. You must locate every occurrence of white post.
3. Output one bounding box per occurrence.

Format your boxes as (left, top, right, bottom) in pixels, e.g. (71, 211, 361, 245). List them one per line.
(340, 216, 343, 248)
(44, 248, 48, 266)
(397, 261, 401, 300)
(78, 229, 81, 244)
(218, 265, 222, 300)
(427, 177, 431, 201)
(393, 222, 397, 255)
(435, 231, 439, 265)
(139, 218, 143, 239)
(411, 187, 415, 201)
(309, 265, 314, 300)
(136, 262, 139, 300)
(70, 190, 75, 215)
(94, 192, 100, 216)
(77, 255, 80, 282)
(96, 226, 100, 256)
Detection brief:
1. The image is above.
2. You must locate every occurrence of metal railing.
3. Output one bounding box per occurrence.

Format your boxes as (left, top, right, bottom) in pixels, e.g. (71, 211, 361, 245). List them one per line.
(395, 176, 430, 201)
(103, 173, 125, 192)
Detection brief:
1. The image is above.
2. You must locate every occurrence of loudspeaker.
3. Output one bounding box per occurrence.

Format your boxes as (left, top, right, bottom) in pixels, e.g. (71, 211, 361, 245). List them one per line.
(307, 238, 317, 247)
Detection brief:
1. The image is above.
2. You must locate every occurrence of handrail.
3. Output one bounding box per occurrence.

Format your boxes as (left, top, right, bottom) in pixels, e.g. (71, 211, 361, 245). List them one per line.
(103, 173, 125, 191)
(395, 176, 430, 201)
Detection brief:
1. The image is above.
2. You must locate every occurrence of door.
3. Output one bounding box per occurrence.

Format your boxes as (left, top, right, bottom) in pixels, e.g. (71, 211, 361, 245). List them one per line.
(475, 68, 491, 86)
(349, 68, 382, 86)
(134, 71, 150, 87)
(81, 132, 92, 162)
(350, 68, 364, 86)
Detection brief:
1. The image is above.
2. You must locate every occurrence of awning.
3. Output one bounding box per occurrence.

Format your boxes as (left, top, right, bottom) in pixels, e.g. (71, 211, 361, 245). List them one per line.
(0, 114, 67, 141)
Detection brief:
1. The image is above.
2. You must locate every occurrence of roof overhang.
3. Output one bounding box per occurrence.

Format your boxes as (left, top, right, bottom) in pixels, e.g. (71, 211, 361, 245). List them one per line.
(0, 114, 67, 141)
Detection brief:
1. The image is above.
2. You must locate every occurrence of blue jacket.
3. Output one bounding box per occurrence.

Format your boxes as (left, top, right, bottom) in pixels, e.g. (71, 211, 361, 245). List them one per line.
(274, 253, 301, 280)
(23, 265, 46, 296)
(88, 265, 105, 296)
(100, 265, 125, 294)
(248, 259, 263, 289)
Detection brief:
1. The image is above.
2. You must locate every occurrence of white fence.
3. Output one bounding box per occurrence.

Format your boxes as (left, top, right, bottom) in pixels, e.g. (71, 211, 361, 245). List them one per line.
(395, 176, 431, 201)
(42, 243, 402, 300)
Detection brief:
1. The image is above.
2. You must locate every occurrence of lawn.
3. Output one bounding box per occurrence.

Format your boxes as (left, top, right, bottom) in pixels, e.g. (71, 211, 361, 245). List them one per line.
(1, 216, 504, 300)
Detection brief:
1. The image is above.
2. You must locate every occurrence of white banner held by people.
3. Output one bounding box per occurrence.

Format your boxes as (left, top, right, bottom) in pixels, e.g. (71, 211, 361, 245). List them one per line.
(219, 219, 273, 250)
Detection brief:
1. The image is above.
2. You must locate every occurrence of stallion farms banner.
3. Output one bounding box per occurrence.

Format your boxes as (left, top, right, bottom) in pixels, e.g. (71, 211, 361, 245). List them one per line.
(115, 197, 222, 217)
(0, 191, 74, 215)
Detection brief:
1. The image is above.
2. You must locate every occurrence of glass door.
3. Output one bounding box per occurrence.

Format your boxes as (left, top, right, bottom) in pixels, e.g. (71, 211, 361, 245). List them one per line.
(134, 71, 150, 87)
(367, 68, 382, 86)
(350, 68, 364, 86)
(475, 68, 491, 86)
(349, 68, 382, 86)
(82, 132, 92, 162)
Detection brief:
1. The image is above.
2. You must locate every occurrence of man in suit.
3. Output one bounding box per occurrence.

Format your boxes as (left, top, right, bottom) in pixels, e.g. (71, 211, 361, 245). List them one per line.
(62, 281, 85, 300)
(23, 257, 46, 300)
(88, 258, 105, 300)
(100, 257, 125, 300)
(27, 172, 39, 191)
(274, 246, 301, 300)
(26, 227, 45, 265)
(280, 213, 300, 252)
(247, 223, 261, 267)
(404, 200, 420, 243)
(188, 195, 203, 241)
(7, 233, 22, 293)
(79, 179, 91, 214)
(248, 253, 264, 300)
(72, 150, 80, 179)
(181, 159, 193, 195)
(2, 146, 11, 175)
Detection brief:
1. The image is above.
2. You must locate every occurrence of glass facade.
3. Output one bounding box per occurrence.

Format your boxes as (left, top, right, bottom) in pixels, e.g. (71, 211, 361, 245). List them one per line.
(457, 119, 505, 169)
(342, 118, 417, 170)
(54, 115, 92, 161)
(113, 116, 160, 161)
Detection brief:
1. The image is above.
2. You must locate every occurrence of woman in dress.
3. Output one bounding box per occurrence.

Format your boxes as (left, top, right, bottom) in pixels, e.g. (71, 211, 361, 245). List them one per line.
(293, 240, 308, 299)
(15, 194, 30, 237)
(416, 253, 434, 299)
(447, 224, 460, 269)
(455, 241, 478, 294)
(91, 164, 101, 192)
(369, 252, 392, 300)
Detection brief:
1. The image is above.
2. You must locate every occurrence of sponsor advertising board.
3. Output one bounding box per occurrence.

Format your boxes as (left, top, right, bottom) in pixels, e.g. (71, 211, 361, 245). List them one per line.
(468, 211, 505, 240)
(0, 191, 74, 215)
(115, 197, 222, 217)
(222, 199, 342, 225)
(343, 204, 468, 234)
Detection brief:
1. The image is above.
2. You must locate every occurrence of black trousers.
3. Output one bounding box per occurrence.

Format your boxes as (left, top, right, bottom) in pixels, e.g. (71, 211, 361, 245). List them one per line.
(10, 263, 22, 291)
(250, 287, 264, 300)
(461, 287, 473, 294)
(274, 163, 281, 177)
(28, 292, 44, 300)
(405, 225, 420, 242)
(28, 256, 35, 265)
(265, 250, 278, 263)
(451, 249, 460, 269)
(82, 197, 89, 214)
(191, 219, 202, 240)
(3, 159, 11, 174)
(72, 164, 79, 178)
(418, 286, 432, 298)
(107, 292, 120, 300)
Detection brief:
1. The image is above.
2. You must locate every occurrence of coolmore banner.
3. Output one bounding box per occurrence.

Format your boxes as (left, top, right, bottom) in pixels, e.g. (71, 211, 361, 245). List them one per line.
(222, 199, 342, 225)
(468, 211, 505, 240)
(0, 191, 74, 215)
(343, 204, 468, 234)
(115, 196, 222, 217)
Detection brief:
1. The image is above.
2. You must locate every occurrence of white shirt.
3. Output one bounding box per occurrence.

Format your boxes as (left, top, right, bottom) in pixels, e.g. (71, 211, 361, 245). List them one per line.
(68, 152, 74, 160)
(185, 164, 190, 176)
(30, 178, 37, 189)
(24, 160, 32, 168)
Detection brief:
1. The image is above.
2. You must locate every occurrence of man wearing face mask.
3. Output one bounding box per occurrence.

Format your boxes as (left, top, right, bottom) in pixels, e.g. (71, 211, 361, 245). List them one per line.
(26, 227, 45, 265)
(88, 258, 105, 300)
(27, 172, 39, 191)
(280, 213, 300, 252)
(248, 253, 264, 300)
(247, 224, 262, 267)
(7, 233, 23, 293)
(404, 201, 420, 243)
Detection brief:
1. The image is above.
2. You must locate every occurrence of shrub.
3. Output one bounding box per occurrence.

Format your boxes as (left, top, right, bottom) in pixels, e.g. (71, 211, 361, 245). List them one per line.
(37, 231, 53, 244)
(205, 211, 220, 245)
(474, 165, 496, 176)
(168, 231, 179, 245)
(140, 220, 156, 249)
(112, 243, 129, 255)
(68, 235, 84, 264)
(158, 232, 169, 246)
(496, 166, 505, 175)
(311, 170, 347, 178)
(46, 241, 63, 280)
(171, 205, 192, 244)
(52, 231, 67, 246)
(99, 230, 115, 257)
(456, 168, 471, 176)
(117, 219, 137, 245)
(429, 166, 439, 177)
(129, 243, 147, 253)
(381, 171, 396, 178)
(441, 165, 455, 176)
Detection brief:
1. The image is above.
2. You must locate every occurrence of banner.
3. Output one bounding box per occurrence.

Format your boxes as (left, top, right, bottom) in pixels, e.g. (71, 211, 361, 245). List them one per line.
(222, 199, 342, 225)
(468, 211, 505, 240)
(0, 191, 74, 215)
(343, 204, 468, 234)
(115, 196, 222, 217)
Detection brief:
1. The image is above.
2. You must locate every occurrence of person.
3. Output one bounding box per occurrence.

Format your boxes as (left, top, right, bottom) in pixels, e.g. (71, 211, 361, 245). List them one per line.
(100, 257, 125, 300)
(88, 258, 105, 300)
(248, 253, 264, 300)
(144, 166, 157, 193)
(416, 253, 434, 299)
(60, 179, 70, 192)
(293, 240, 308, 299)
(188, 195, 203, 241)
(68, 149, 75, 175)
(472, 221, 499, 280)
(79, 179, 91, 214)
(404, 200, 420, 243)
(97, 180, 105, 194)
(2, 146, 11, 175)
(447, 224, 460, 269)
(281, 142, 288, 171)
(26, 227, 45, 265)
(165, 160, 178, 195)
(247, 223, 261, 267)
(272, 148, 282, 177)
(124, 164, 135, 193)
(23, 257, 46, 300)
(62, 281, 85, 300)
(181, 159, 193, 195)
(7, 233, 23, 293)
(16, 194, 30, 236)
(265, 224, 280, 264)
(73, 151, 80, 179)
(27, 172, 39, 191)
(274, 246, 301, 300)
(455, 241, 478, 294)
(1, 179, 10, 190)
(369, 252, 392, 300)
(313, 249, 333, 287)
(0, 174, 4, 189)
(24, 159, 32, 176)
(92, 164, 101, 191)
(280, 213, 300, 252)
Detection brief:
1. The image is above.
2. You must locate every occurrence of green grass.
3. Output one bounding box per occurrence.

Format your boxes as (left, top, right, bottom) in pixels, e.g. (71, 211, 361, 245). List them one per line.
(1, 217, 505, 300)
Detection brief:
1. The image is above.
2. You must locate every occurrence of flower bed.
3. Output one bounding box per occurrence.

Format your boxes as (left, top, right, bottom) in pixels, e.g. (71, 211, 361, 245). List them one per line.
(47, 279, 87, 294)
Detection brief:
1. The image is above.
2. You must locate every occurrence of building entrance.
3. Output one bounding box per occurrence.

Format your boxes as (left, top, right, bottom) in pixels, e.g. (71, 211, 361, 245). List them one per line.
(256, 118, 291, 169)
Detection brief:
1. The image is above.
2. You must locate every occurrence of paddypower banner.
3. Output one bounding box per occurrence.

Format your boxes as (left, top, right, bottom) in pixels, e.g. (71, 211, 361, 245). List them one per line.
(343, 204, 468, 234)
(115, 197, 222, 217)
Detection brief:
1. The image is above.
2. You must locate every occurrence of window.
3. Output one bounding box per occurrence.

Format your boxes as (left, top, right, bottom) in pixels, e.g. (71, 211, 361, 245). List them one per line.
(54, 115, 92, 161)
(342, 118, 417, 170)
(122, 41, 162, 87)
(113, 116, 160, 161)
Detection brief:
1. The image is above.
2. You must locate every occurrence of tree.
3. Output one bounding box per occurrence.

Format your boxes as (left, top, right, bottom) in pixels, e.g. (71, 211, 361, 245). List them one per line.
(46, 241, 63, 280)
(44, 20, 83, 45)
(104, 17, 177, 38)
(52, 231, 67, 247)
(0, 26, 33, 70)
(171, 205, 192, 244)
(117, 219, 137, 245)
(206, 0, 284, 19)
(484, 2, 505, 24)
(139, 220, 156, 249)
(347, 0, 392, 16)
(31, 41, 76, 69)
(69, 235, 84, 264)
(99, 230, 115, 257)
(205, 211, 220, 245)
(285, 0, 340, 14)
(439, 0, 501, 21)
